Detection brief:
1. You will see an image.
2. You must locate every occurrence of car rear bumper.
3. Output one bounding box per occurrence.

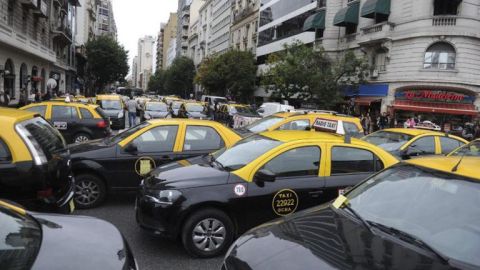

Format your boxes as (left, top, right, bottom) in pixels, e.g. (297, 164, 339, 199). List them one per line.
(110, 116, 125, 129)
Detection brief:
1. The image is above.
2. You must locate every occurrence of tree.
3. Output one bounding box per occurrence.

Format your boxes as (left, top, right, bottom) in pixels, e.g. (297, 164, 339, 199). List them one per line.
(148, 69, 166, 94)
(86, 36, 129, 93)
(261, 42, 368, 109)
(196, 50, 257, 102)
(163, 56, 195, 98)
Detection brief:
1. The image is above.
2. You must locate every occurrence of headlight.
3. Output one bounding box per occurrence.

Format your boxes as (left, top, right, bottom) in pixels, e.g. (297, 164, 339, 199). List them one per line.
(118, 111, 124, 118)
(147, 190, 182, 205)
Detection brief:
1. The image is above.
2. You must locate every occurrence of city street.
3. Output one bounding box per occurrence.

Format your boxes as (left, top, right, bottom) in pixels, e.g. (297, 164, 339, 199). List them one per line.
(76, 193, 223, 270)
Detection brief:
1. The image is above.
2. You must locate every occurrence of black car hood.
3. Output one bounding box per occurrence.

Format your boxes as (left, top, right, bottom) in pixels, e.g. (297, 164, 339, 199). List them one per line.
(146, 164, 229, 190)
(226, 205, 464, 270)
(149, 155, 210, 174)
(31, 213, 129, 270)
(102, 109, 122, 118)
(146, 110, 169, 118)
(68, 139, 114, 157)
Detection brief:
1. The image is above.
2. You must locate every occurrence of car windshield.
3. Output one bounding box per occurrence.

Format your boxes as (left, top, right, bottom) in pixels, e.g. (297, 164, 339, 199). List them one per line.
(146, 103, 167, 112)
(99, 100, 122, 110)
(450, 141, 480, 157)
(212, 135, 282, 172)
(109, 122, 150, 144)
(346, 164, 480, 267)
(363, 131, 414, 152)
(171, 102, 182, 109)
(0, 207, 42, 270)
(186, 104, 204, 112)
(235, 106, 257, 115)
(17, 117, 66, 159)
(245, 116, 284, 133)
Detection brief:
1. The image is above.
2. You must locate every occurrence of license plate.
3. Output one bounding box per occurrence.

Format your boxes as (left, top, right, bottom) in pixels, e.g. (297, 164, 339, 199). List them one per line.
(69, 199, 75, 213)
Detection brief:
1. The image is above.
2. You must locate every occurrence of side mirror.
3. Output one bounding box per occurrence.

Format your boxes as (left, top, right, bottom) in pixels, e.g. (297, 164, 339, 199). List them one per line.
(124, 143, 138, 154)
(254, 169, 276, 183)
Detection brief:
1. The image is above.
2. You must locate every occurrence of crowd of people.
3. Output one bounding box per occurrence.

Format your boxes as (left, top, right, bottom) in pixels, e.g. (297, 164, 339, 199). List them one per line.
(360, 112, 395, 135)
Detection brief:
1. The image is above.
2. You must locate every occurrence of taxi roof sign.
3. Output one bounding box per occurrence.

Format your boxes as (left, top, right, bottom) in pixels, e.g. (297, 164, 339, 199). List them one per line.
(313, 118, 339, 133)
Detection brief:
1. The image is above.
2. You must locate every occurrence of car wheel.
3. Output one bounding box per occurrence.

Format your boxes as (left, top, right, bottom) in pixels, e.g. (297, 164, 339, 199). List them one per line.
(73, 133, 91, 143)
(74, 174, 106, 209)
(181, 208, 234, 258)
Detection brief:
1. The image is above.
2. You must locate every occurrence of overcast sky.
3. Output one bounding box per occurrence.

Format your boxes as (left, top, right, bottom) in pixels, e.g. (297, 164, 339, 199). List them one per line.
(112, 0, 178, 75)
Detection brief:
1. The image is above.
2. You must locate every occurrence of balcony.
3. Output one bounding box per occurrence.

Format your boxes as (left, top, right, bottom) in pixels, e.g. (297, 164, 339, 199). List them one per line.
(432, 16, 457, 26)
(19, 0, 37, 9)
(51, 24, 73, 46)
(358, 21, 395, 45)
(32, 0, 49, 18)
(233, 6, 255, 24)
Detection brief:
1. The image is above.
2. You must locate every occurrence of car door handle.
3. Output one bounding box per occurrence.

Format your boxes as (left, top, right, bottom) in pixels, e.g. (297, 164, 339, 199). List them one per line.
(309, 190, 324, 198)
(160, 155, 172, 160)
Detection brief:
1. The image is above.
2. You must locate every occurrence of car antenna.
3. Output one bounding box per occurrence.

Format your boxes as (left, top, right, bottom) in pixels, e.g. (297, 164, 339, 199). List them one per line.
(451, 152, 466, 172)
(344, 133, 351, 144)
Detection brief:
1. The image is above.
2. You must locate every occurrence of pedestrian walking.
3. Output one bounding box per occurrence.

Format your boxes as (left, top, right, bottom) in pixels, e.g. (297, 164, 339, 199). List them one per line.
(126, 96, 140, 127)
(34, 89, 41, 102)
(378, 112, 388, 130)
(0, 90, 10, 107)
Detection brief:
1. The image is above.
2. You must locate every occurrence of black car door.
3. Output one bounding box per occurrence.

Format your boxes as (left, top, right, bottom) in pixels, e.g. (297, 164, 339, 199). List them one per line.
(239, 145, 326, 230)
(323, 145, 385, 201)
(112, 125, 180, 189)
(175, 124, 226, 160)
(50, 105, 80, 143)
(0, 138, 21, 201)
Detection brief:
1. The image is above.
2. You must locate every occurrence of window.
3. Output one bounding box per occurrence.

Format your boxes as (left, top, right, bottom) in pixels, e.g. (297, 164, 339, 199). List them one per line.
(52, 106, 79, 119)
(80, 108, 94, 119)
(434, 0, 460, 15)
(277, 120, 310, 131)
(184, 126, 224, 151)
(25, 105, 47, 117)
(424, 42, 456, 70)
(440, 137, 464, 155)
(372, 49, 388, 72)
(262, 146, 321, 177)
(343, 122, 361, 136)
(132, 125, 178, 153)
(408, 136, 435, 156)
(345, 24, 357, 35)
(331, 147, 383, 174)
(0, 139, 11, 162)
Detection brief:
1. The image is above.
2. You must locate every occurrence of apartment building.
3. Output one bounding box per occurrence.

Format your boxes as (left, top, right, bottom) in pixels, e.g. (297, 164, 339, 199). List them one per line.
(95, 0, 116, 39)
(176, 0, 192, 57)
(256, 0, 480, 129)
(230, 0, 260, 52)
(136, 35, 155, 89)
(156, 23, 165, 71)
(162, 13, 177, 70)
(208, 0, 232, 54)
(0, 0, 80, 105)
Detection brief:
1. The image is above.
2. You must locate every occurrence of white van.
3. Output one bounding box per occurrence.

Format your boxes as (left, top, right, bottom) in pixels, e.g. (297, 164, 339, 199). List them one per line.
(257, 102, 295, 117)
(201, 95, 228, 105)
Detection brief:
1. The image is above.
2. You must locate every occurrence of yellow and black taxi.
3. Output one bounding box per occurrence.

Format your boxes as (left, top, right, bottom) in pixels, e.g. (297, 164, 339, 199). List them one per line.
(236, 112, 364, 137)
(217, 104, 260, 127)
(177, 101, 209, 119)
(69, 119, 241, 208)
(135, 131, 398, 257)
(223, 156, 480, 270)
(362, 128, 468, 160)
(448, 138, 479, 157)
(142, 101, 172, 121)
(0, 108, 74, 213)
(0, 200, 137, 270)
(95, 94, 125, 130)
(21, 101, 111, 144)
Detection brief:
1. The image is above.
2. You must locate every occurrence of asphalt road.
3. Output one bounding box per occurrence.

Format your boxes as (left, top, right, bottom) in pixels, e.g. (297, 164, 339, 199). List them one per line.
(76, 193, 223, 270)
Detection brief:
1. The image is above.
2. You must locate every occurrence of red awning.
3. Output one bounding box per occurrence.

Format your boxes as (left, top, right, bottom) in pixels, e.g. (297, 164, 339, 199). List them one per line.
(393, 100, 478, 116)
(354, 96, 382, 106)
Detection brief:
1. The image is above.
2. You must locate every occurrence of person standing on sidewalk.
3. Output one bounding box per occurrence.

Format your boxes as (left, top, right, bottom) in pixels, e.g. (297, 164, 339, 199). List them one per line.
(126, 96, 140, 127)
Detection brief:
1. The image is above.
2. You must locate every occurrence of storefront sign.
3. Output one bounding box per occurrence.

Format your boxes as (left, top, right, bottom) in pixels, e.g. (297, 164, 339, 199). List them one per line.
(396, 89, 475, 104)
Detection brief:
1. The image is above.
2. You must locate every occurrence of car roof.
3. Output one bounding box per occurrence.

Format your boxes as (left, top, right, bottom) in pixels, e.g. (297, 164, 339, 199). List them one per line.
(146, 101, 166, 104)
(23, 101, 98, 109)
(147, 119, 219, 125)
(96, 94, 121, 100)
(273, 112, 360, 122)
(261, 130, 364, 144)
(406, 156, 480, 181)
(0, 108, 37, 124)
(381, 128, 444, 136)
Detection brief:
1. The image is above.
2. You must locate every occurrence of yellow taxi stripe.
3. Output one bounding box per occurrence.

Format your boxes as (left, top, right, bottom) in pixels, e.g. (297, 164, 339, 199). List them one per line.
(0, 200, 27, 215)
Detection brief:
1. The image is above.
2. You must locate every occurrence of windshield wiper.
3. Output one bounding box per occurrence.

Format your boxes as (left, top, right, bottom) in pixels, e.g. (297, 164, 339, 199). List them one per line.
(209, 155, 226, 171)
(368, 221, 450, 265)
(339, 204, 373, 234)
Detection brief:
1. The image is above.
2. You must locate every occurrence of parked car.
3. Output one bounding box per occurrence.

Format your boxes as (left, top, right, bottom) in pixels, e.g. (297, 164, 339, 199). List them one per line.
(95, 94, 125, 130)
(0, 200, 137, 270)
(142, 101, 172, 121)
(257, 102, 294, 117)
(217, 104, 260, 127)
(178, 102, 209, 119)
(21, 101, 111, 143)
(0, 108, 75, 213)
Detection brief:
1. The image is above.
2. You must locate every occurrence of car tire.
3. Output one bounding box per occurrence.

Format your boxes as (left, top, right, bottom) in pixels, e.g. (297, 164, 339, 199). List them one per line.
(181, 208, 234, 258)
(74, 174, 106, 209)
(73, 133, 91, 143)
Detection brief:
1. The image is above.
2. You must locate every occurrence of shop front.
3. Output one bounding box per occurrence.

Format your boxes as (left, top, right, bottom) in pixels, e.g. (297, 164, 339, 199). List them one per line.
(345, 84, 389, 116)
(390, 87, 478, 131)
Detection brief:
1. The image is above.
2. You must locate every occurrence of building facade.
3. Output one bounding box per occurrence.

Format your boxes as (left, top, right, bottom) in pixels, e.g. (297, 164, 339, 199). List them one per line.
(230, 0, 259, 53)
(0, 0, 80, 106)
(166, 38, 177, 68)
(208, 0, 232, 55)
(176, 0, 192, 57)
(95, 0, 116, 39)
(256, 0, 480, 129)
(156, 23, 165, 71)
(136, 35, 154, 89)
(161, 13, 177, 70)
(132, 56, 138, 88)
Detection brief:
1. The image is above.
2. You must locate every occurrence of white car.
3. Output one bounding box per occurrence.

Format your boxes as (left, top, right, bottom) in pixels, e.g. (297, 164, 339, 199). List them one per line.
(257, 102, 295, 117)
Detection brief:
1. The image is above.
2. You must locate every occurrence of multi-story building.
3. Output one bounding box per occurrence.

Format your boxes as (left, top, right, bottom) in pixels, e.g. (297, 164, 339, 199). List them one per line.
(230, 0, 259, 53)
(132, 56, 138, 88)
(186, 0, 203, 65)
(95, 0, 116, 39)
(176, 0, 192, 57)
(0, 0, 80, 105)
(257, 0, 480, 129)
(161, 13, 177, 70)
(156, 23, 165, 71)
(166, 38, 177, 68)
(208, 0, 231, 54)
(135, 35, 154, 89)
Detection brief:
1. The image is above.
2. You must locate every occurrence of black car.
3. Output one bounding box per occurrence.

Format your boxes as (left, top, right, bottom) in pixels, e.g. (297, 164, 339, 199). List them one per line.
(96, 96, 125, 130)
(222, 163, 480, 270)
(0, 201, 137, 270)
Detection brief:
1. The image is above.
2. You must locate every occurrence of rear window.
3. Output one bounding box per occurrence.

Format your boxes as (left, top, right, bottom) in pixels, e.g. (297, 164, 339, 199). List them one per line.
(17, 117, 66, 159)
(80, 108, 94, 119)
(95, 107, 109, 119)
(98, 100, 122, 110)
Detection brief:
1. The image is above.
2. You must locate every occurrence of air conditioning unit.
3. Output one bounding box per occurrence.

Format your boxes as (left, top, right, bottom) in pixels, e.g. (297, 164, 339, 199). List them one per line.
(371, 69, 379, 78)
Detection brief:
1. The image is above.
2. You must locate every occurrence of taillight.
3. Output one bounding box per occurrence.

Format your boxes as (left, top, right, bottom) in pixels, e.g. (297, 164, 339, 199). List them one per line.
(97, 120, 108, 128)
(37, 188, 53, 199)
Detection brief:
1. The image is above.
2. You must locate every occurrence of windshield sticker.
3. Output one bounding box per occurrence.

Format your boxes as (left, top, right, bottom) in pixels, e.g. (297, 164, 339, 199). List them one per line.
(272, 189, 299, 216)
(135, 157, 156, 176)
(332, 195, 349, 209)
(234, 184, 246, 196)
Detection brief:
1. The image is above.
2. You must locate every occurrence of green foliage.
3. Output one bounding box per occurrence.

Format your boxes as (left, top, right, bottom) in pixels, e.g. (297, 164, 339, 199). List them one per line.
(261, 42, 368, 109)
(163, 56, 195, 98)
(196, 50, 257, 102)
(86, 36, 129, 92)
(148, 69, 166, 94)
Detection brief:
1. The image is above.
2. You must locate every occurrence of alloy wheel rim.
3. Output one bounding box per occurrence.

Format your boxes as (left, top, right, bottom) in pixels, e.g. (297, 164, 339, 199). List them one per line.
(192, 218, 226, 252)
(75, 135, 90, 143)
(74, 180, 100, 206)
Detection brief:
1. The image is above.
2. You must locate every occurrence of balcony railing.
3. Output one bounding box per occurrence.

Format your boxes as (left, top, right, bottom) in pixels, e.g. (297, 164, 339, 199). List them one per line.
(361, 22, 395, 35)
(432, 16, 457, 26)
